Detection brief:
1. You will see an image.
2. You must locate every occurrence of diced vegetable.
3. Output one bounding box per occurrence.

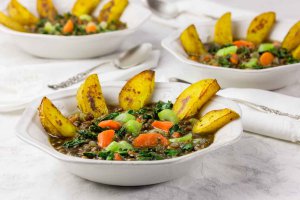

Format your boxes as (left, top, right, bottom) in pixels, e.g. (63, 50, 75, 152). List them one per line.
(114, 112, 135, 123)
(97, 130, 115, 148)
(124, 120, 142, 136)
(158, 109, 179, 123)
(216, 46, 238, 57)
(233, 40, 255, 48)
(151, 121, 174, 132)
(85, 22, 98, 33)
(79, 14, 92, 21)
(114, 153, 123, 160)
(192, 109, 240, 134)
(43, 22, 55, 34)
(242, 58, 258, 68)
(106, 140, 133, 152)
(63, 19, 74, 34)
(169, 133, 192, 143)
(230, 53, 239, 64)
(260, 52, 274, 67)
(133, 133, 169, 148)
(258, 43, 275, 53)
(98, 120, 121, 130)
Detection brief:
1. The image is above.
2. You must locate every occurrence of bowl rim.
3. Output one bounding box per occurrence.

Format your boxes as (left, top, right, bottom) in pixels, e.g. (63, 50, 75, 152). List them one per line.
(0, 4, 151, 40)
(161, 19, 300, 74)
(15, 81, 243, 166)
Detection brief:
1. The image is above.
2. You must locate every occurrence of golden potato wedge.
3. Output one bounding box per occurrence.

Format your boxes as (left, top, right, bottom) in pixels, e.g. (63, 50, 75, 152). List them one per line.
(246, 12, 276, 45)
(292, 44, 300, 59)
(192, 108, 240, 134)
(38, 97, 77, 137)
(7, 0, 38, 25)
(0, 11, 26, 32)
(282, 21, 300, 51)
(173, 79, 220, 120)
(98, 0, 129, 23)
(37, 0, 58, 21)
(119, 70, 155, 110)
(77, 74, 108, 118)
(214, 12, 233, 45)
(72, 0, 101, 17)
(180, 24, 207, 57)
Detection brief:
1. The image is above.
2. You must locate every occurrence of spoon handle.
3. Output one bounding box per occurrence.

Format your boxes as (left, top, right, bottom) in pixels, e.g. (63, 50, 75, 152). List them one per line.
(48, 60, 111, 90)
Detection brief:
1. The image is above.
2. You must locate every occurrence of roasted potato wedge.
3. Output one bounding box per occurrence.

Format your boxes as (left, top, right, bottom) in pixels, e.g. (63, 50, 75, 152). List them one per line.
(98, 0, 128, 23)
(119, 70, 155, 110)
(246, 12, 276, 45)
(192, 108, 240, 134)
(7, 0, 38, 25)
(282, 21, 300, 51)
(72, 0, 101, 17)
(0, 11, 26, 32)
(214, 12, 232, 45)
(77, 74, 108, 118)
(173, 79, 220, 120)
(37, 0, 58, 21)
(292, 44, 300, 59)
(38, 97, 77, 137)
(180, 24, 207, 57)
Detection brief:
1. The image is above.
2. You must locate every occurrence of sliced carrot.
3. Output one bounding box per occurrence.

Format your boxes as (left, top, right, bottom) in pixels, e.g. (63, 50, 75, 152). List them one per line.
(98, 120, 121, 130)
(97, 130, 115, 148)
(85, 22, 97, 34)
(172, 132, 181, 138)
(233, 40, 255, 49)
(133, 133, 169, 148)
(260, 52, 274, 67)
(63, 19, 74, 34)
(230, 53, 239, 64)
(114, 153, 123, 161)
(136, 117, 142, 123)
(151, 121, 174, 132)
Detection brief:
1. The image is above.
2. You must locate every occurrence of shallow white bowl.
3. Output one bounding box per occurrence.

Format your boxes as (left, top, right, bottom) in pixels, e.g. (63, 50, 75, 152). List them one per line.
(16, 81, 243, 186)
(0, 4, 151, 59)
(162, 19, 300, 90)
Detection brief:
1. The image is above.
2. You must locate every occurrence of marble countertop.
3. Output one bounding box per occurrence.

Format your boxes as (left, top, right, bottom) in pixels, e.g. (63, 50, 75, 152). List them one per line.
(1, 1, 300, 199)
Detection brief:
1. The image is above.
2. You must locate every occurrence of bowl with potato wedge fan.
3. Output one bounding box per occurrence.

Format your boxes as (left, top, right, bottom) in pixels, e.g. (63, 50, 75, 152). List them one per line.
(0, 1, 151, 59)
(162, 12, 300, 90)
(16, 70, 242, 186)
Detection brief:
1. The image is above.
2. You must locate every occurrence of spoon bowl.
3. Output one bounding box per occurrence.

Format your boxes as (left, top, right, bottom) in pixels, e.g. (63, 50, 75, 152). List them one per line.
(147, 0, 179, 19)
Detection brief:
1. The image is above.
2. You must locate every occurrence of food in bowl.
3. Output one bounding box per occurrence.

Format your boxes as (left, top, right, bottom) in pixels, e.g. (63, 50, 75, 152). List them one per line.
(38, 70, 239, 161)
(180, 12, 300, 69)
(0, 0, 128, 36)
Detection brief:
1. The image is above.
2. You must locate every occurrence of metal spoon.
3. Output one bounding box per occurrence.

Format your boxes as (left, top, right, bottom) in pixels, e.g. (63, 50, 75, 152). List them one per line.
(168, 77, 300, 121)
(48, 43, 152, 90)
(146, 0, 217, 19)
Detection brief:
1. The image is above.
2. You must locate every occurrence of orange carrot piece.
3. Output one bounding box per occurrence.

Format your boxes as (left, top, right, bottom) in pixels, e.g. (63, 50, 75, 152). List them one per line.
(98, 120, 121, 130)
(133, 133, 169, 148)
(233, 40, 255, 49)
(63, 19, 74, 34)
(260, 52, 274, 67)
(230, 53, 239, 64)
(114, 153, 123, 161)
(151, 121, 174, 132)
(172, 132, 181, 138)
(97, 130, 115, 148)
(85, 22, 97, 33)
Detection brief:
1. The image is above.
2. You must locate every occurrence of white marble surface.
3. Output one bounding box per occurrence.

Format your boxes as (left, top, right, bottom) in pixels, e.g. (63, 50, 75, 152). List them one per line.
(1, 0, 300, 199)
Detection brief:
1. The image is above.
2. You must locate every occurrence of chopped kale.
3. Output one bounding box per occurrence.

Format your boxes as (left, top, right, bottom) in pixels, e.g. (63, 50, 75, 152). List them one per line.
(78, 130, 97, 140)
(63, 137, 86, 148)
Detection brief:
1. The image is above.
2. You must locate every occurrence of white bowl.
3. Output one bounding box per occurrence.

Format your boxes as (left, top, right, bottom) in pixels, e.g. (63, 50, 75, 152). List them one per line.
(0, 4, 151, 59)
(162, 19, 300, 90)
(15, 81, 243, 186)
